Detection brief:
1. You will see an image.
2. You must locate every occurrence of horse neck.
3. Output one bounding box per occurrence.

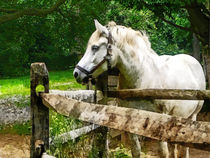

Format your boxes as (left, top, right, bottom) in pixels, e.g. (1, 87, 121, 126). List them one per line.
(113, 34, 160, 89)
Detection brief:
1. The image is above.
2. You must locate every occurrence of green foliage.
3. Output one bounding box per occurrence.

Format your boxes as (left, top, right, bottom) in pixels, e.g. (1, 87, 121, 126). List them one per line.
(0, 122, 31, 135)
(0, 0, 195, 77)
(49, 110, 96, 158)
(0, 0, 107, 77)
(109, 145, 131, 158)
(106, 0, 192, 55)
(49, 110, 83, 137)
(112, 151, 131, 158)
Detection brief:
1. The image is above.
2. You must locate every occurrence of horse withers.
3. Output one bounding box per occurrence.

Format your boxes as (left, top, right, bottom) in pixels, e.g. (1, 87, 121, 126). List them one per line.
(73, 20, 206, 158)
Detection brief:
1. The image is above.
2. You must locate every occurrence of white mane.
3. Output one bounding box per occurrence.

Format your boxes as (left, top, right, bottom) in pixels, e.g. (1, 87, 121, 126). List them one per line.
(107, 21, 157, 55)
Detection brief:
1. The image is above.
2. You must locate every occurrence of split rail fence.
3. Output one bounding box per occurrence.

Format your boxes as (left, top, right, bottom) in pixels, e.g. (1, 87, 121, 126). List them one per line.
(30, 63, 210, 158)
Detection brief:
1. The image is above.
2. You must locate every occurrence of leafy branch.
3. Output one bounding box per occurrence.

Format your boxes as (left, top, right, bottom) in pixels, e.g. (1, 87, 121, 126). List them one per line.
(0, 0, 67, 24)
(157, 15, 192, 32)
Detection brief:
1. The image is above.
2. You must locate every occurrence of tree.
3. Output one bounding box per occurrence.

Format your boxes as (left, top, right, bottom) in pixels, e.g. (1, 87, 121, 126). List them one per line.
(105, 1, 193, 56)
(0, 0, 107, 76)
(117, 0, 210, 84)
(0, 0, 206, 77)
(118, 0, 209, 47)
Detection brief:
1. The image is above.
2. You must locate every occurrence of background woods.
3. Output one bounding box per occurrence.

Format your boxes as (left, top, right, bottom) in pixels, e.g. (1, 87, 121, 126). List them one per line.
(118, 0, 210, 85)
(1, 0, 208, 77)
(0, 1, 209, 157)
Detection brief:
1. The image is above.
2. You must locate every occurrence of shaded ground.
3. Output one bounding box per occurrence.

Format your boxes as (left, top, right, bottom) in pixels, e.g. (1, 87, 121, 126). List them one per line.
(0, 134, 209, 158)
(0, 134, 30, 158)
(142, 138, 210, 158)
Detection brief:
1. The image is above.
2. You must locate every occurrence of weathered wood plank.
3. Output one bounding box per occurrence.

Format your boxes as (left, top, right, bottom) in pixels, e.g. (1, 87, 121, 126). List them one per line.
(50, 124, 99, 145)
(108, 89, 210, 100)
(40, 93, 210, 151)
(50, 90, 95, 103)
(30, 63, 49, 158)
(50, 90, 104, 103)
(49, 88, 210, 101)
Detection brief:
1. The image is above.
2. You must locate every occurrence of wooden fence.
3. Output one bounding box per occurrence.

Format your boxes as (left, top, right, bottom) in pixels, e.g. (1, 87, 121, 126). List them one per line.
(30, 63, 210, 158)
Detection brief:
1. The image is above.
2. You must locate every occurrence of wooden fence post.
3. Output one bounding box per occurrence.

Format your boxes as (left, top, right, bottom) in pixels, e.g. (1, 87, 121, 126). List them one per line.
(89, 72, 109, 157)
(30, 63, 49, 158)
(94, 69, 119, 157)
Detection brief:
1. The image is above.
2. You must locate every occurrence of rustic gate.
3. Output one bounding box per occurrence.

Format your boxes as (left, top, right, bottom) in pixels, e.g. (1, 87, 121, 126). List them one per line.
(30, 63, 210, 158)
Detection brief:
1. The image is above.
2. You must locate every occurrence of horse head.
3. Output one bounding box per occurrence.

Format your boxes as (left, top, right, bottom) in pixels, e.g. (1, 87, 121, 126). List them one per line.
(73, 20, 117, 84)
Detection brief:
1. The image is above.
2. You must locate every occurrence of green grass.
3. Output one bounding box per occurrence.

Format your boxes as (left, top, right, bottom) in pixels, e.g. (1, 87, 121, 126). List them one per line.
(0, 75, 29, 97)
(0, 70, 85, 97)
(0, 122, 31, 135)
(49, 110, 84, 137)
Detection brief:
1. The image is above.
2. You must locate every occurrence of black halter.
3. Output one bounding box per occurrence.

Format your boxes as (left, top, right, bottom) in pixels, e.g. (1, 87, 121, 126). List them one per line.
(76, 32, 113, 77)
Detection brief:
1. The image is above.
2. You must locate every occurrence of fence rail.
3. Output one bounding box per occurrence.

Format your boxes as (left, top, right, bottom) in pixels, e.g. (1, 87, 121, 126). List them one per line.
(40, 93, 210, 151)
(108, 89, 210, 100)
(30, 63, 210, 158)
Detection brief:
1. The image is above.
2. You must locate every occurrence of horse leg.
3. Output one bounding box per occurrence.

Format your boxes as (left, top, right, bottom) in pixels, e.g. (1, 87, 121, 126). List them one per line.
(168, 143, 178, 158)
(105, 129, 111, 158)
(182, 113, 196, 158)
(174, 144, 178, 158)
(128, 133, 141, 158)
(185, 147, 189, 158)
(159, 141, 169, 158)
(182, 102, 202, 158)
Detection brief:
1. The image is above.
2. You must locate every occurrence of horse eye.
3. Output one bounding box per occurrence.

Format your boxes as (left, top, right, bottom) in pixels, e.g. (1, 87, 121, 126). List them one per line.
(91, 45, 99, 52)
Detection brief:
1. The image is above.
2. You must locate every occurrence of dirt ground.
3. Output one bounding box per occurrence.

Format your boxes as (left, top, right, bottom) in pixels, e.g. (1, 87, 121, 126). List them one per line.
(142, 138, 210, 158)
(0, 134, 30, 158)
(0, 112, 209, 158)
(0, 134, 209, 158)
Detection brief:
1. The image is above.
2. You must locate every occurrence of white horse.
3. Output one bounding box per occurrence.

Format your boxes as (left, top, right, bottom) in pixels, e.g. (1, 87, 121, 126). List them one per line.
(73, 20, 206, 158)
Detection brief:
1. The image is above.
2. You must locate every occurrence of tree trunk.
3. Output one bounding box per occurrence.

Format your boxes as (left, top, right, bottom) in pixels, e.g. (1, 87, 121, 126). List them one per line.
(206, 54, 210, 89)
(207, 19, 210, 88)
(203, 18, 210, 89)
(193, 33, 201, 62)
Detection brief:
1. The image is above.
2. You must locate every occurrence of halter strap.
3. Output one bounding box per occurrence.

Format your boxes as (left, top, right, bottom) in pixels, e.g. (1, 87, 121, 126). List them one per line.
(75, 65, 90, 76)
(76, 32, 112, 77)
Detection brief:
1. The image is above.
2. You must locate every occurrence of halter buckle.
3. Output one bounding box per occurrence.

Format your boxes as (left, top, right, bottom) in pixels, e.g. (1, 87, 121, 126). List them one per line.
(107, 44, 112, 50)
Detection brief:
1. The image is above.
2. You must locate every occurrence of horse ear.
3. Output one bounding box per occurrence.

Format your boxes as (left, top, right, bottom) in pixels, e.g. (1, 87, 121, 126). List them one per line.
(94, 19, 109, 37)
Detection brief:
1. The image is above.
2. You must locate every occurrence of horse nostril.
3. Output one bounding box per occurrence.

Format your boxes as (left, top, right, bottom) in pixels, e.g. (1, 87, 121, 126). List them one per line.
(82, 76, 89, 83)
(74, 72, 78, 78)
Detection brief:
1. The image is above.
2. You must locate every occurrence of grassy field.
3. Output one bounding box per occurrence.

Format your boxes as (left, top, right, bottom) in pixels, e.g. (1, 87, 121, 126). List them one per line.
(0, 69, 86, 135)
(0, 70, 85, 97)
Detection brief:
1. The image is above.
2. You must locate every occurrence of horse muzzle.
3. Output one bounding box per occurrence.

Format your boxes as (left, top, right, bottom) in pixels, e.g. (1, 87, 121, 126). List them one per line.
(73, 68, 88, 84)
(73, 68, 96, 85)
